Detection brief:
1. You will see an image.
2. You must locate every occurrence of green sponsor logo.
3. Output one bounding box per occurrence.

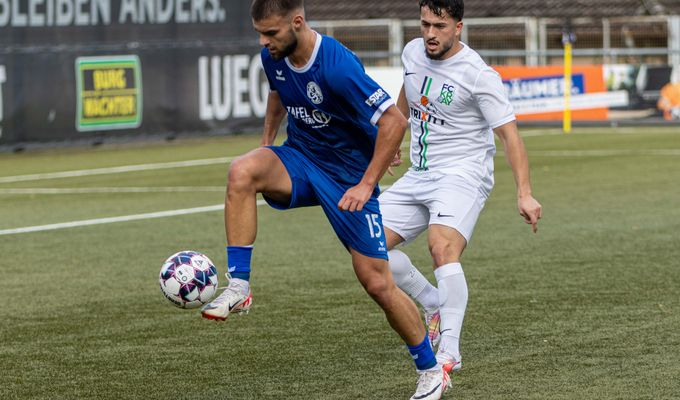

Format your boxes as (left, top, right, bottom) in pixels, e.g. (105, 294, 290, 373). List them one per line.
(437, 83, 455, 106)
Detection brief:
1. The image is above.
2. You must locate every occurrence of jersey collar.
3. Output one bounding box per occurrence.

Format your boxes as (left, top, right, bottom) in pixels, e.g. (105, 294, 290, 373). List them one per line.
(285, 31, 322, 73)
(424, 41, 470, 65)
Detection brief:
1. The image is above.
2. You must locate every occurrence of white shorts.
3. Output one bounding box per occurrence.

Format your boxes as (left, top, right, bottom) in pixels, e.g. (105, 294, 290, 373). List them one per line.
(379, 170, 488, 244)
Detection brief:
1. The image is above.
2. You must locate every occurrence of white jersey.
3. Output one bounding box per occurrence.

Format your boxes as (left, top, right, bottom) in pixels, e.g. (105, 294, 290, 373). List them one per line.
(401, 39, 515, 197)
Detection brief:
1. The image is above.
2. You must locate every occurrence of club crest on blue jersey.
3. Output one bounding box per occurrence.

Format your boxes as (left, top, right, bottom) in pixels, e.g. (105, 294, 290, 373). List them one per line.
(307, 81, 323, 104)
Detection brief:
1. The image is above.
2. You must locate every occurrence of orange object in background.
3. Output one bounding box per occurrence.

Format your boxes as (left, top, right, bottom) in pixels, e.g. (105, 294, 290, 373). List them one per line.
(658, 82, 680, 120)
(494, 66, 608, 121)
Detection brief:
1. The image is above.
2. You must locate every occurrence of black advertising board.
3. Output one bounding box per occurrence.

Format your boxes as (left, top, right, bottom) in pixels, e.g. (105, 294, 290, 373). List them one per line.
(0, 0, 268, 145)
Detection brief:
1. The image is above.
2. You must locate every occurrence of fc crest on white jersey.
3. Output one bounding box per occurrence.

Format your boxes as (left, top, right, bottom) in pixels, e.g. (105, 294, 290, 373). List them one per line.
(400, 39, 516, 195)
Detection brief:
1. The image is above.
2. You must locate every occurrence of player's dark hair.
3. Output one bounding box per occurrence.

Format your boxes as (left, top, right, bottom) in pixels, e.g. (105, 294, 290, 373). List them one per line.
(251, 0, 304, 21)
(419, 0, 464, 21)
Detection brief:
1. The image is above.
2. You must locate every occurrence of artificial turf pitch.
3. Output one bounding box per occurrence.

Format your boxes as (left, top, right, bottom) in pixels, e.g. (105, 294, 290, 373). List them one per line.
(1, 127, 678, 399)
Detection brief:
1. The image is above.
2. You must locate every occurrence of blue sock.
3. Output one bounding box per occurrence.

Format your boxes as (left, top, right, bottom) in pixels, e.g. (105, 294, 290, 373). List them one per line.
(227, 246, 253, 281)
(407, 335, 437, 371)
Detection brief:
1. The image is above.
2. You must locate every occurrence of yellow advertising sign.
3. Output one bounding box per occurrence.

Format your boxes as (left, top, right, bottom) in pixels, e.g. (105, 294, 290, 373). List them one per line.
(76, 56, 142, 131)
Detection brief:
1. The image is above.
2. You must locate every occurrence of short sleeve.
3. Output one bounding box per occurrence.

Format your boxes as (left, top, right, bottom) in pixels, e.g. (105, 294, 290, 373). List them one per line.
(401, 39, 417, 75)
(473, 68, 516, 129)
(260, 49, 276, 91)
(330, 58, 395, 126)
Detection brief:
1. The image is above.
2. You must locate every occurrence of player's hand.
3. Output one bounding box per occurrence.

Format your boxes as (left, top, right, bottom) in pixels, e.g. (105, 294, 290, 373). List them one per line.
(338, 182, 374, 212)
(391, 149, 402, 167)
(518, 195, 542, 233)
(387, 149, 402, 176)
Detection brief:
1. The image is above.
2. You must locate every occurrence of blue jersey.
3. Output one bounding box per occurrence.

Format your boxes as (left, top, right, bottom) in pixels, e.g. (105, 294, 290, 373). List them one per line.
(261, 33, 394, 188)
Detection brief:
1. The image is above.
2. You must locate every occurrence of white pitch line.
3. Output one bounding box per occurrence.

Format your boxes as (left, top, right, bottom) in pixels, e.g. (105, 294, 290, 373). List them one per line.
(0, 146, 411, 184)
(0, 187, 225, 194)
(0, 201, 265, 236)
(521, 129, 565, 137)
(529, 149, 680, 157)
(520, 128, 680, 137)
(0, 184, 395, 236)
(1, 142, 402, 185)
(1, 132, 677, 184)
(0, 156, 235, 184)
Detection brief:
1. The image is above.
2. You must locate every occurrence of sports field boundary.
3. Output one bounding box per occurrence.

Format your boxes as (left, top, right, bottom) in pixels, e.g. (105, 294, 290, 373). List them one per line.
(0, 184, 394, 236)
(0, 156, 235, 183)
(0, 187, 226, 194)
(0, 203, 244, 236)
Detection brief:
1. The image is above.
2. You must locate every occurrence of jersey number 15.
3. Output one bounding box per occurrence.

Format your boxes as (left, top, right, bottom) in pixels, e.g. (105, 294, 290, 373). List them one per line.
(365, 214, 382, 239)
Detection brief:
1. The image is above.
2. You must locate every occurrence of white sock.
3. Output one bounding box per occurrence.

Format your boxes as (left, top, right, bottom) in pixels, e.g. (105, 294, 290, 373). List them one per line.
(388, 250, 439, 313)
(434, 262, 467, 362)
(416, 284, 440, 315)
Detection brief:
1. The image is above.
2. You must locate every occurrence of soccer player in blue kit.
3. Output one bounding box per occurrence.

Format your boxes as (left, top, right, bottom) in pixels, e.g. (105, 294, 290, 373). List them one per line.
(201, 0, 451, 398)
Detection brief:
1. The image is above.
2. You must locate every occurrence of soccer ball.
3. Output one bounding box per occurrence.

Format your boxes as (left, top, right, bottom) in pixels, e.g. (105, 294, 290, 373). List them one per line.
(159, 251, 219, 309)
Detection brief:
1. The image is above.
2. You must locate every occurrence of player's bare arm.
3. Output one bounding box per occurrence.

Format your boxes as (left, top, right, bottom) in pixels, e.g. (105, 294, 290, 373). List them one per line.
(260, 90, 286, 146)
(493, 120, 543, 232)
(338, 105, 408, 212)
(388, 85, 409, 170)
(396, 84, 409, 119)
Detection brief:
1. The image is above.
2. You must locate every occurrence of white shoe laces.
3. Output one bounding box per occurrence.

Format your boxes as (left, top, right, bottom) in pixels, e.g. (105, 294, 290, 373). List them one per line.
(414, 369, 441, 395)
(210, 280, 247, 306)
(436, 343, 460, 365)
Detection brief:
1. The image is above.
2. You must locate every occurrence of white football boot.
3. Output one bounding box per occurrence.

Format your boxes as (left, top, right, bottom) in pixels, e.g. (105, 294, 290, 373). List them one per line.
(442, 358, 462, 374)
(201, 278, 252, 321)
(437, 342, 462, 374)
(410, 366, 451, 400)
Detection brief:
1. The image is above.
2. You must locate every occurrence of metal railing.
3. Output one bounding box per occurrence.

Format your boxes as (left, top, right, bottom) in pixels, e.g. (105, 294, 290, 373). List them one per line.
(310, 15, 680, 67)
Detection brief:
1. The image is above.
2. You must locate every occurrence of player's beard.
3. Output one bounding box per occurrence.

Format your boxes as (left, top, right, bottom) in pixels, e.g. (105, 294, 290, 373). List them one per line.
(269, 29, 298, 61)
(425, 38, 454, 60)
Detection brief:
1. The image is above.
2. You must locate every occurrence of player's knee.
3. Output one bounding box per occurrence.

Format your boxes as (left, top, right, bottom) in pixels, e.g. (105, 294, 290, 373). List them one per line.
(362, 276, 392, 305)
(227, 156, 257, 192)
(388, 249, 412, 285)
(429, 240, 459, 266)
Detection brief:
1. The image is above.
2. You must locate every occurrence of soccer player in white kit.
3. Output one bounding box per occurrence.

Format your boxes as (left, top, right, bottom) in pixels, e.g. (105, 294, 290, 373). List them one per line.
(380, 0, 543, 376)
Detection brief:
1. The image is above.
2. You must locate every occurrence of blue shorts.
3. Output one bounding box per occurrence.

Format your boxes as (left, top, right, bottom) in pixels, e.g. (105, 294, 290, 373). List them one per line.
(264, 145, 388, 260)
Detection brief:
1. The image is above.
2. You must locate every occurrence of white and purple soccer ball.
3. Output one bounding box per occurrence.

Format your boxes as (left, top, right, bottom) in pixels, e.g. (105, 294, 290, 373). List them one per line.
(159, 251, 219, 309)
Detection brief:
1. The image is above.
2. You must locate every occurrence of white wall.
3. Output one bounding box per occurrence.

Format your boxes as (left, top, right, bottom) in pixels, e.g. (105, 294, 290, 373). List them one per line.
(365, 67, 403, 100)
